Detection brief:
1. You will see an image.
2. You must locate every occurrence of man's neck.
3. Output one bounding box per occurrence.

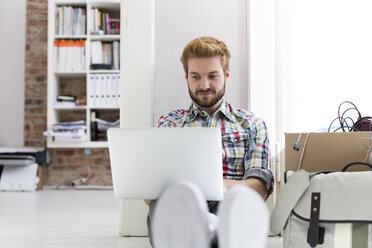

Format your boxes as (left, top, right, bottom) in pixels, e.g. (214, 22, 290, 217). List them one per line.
(195, 100, 223, 117)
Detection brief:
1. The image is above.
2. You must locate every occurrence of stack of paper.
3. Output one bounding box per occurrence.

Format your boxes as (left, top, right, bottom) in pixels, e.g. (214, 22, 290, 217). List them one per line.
(96, 118, 120, 132)
(91, 116, 119, 141)
(44, 121, 87, 142)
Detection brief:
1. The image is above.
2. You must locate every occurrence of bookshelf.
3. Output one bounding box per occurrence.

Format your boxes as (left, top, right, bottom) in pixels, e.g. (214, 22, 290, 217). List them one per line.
(47, 0, 121, 148)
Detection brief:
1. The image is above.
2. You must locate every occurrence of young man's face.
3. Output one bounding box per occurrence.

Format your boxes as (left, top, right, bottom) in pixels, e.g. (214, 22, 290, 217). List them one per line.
(186, 56, 230, 115)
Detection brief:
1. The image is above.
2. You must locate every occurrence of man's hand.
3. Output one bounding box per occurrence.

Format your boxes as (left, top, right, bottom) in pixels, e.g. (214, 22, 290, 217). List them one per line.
(144, 199, 152, 206)
(223, 178, 267, 199)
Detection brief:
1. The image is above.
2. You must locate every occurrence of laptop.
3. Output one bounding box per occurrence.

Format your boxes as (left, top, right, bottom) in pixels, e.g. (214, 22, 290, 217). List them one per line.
(107, 128, 223, 200)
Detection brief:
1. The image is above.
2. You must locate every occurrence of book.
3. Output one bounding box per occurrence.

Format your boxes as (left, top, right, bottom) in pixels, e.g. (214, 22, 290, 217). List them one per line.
(57, 95, 75, 101)
(90, 111, 97, 141)
(109, 19, 120, 34)
(55, 6, 86, 35)
(91, 41, 103, 64)
(117, 74, 120, 107)
(65, 40, 74, 71)
(102, 42, 113, 65)
(88, 73, 120, 107)
(54, 40, 59, 71)
(104, 74, 111, 106)
(90, 8, 119, 35)
(113, 41, 119, 70)
(57, 40, 67, 71)
(88, 75, 95, 107)
(54, 39, 85, 72)
(76, 40, 86, 71)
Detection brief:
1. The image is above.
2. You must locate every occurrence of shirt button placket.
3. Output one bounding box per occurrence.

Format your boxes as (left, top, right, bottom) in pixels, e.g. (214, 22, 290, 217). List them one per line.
(206, 117, 211, 127)
(201, 118, 206, 127)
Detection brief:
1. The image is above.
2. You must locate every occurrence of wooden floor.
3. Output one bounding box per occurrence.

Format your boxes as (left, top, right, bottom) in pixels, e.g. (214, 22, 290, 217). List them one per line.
(0, 189, 282, 248)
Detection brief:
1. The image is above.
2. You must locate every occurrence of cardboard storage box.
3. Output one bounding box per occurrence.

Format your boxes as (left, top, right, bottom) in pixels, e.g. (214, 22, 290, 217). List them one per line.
(285, 132, 372, 172)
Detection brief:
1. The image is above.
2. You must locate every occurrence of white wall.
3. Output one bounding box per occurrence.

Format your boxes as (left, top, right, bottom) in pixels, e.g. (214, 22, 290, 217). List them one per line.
(279, 0, 372, 133)
(153, 0, 247, 123)
(249, 0, 276, 150)
(0, 0, 26, 146)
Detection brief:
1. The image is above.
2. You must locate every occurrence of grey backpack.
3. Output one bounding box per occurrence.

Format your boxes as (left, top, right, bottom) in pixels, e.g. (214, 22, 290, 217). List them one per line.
(270, 163, 372, 247)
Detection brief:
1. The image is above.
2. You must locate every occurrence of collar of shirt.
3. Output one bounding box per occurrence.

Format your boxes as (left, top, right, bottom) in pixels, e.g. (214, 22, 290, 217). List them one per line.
(184, 99, 235, 124)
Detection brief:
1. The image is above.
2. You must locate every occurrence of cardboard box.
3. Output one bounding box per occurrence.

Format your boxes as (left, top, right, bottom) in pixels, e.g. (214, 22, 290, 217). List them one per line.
(285, 132, 372, 172)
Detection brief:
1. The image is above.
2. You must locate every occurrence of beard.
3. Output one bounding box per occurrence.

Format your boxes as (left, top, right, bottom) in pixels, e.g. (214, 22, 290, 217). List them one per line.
(188, 81, 226, 109)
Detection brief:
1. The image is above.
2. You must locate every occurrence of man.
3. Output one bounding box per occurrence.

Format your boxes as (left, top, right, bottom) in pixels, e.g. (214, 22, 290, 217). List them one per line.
(146, 36, 273, 248)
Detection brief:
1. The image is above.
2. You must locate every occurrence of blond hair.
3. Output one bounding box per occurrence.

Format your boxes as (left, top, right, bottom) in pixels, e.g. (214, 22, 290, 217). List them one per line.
(180, 36, 231, 74)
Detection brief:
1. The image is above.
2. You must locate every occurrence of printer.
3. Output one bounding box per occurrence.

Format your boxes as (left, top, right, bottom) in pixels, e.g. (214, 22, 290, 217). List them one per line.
(0, 147, 49, 191)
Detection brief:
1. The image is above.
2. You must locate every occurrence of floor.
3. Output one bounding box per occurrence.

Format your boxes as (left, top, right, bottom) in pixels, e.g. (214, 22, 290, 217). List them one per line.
(0, 189, 282, 248)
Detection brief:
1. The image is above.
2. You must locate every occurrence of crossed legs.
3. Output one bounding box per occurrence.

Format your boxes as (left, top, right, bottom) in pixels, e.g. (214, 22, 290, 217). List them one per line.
(147, 181, 269, 248)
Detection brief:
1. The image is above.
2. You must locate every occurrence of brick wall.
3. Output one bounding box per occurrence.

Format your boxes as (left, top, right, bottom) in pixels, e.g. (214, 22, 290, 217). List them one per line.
(45, 149, 112, 186)
(24, 0, 113, 186)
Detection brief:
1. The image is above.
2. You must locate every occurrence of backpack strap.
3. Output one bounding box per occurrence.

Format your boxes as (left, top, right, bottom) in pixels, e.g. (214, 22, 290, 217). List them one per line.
(270, 170, 309, 235)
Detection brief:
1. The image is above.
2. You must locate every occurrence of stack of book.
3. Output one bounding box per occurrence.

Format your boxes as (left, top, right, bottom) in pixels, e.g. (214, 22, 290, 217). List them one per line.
(54, 40, 86, 72)
(88, 73, 120, 107)
(109, 19, 120, 35)
(44, 121, 87, 142)
(54, 95, 76, 107)
(90, 41, 120, 70)
(55, 6, 86, 36)
(91, 8, 120, 35)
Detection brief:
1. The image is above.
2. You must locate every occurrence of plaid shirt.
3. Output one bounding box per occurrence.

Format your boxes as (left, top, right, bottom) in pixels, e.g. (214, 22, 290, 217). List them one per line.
(157, 99, 274, 194)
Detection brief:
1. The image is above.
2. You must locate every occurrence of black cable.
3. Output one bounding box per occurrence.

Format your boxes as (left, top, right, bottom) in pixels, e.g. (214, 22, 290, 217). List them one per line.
(338, 101, 361, 119)
(343, 117, 355, 132)
(341, 108, 358, 129)
(328, 116, 353, 132)
(328, 117, 341, 132)
(342, 162, 372, 172)
(329, 101, 370, 132)
(338, 104, 360, 132)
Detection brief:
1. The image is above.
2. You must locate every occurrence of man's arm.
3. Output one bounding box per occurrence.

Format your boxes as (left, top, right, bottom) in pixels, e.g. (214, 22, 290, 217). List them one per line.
(240, 117, 273, 198)
(223, 178, 267, 199)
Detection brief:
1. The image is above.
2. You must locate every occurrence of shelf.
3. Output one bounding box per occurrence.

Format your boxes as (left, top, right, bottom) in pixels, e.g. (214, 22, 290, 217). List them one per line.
(55, 0, 86, 6)
(48, 0, 121, 149)
(47, 141, 109, 148)
(54, 106, 87, 110)
(54, 35, 87, 40)
(90, 35, 120, 41)
(89, 106, 119, 110)
(55, 71, 86, 77)
(89, 70, 120, 74)
(89, 1, 120, 10)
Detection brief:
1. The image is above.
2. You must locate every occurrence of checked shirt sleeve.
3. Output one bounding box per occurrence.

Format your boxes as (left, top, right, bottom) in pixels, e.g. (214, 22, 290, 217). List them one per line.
(157, 111, 184, 128)
(242, 117, 274, 194)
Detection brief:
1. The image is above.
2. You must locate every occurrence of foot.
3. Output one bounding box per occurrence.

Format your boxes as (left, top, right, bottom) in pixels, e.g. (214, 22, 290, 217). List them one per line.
(217, 185, 269, 248)
(152, 181, 210, 248)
